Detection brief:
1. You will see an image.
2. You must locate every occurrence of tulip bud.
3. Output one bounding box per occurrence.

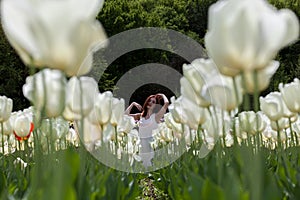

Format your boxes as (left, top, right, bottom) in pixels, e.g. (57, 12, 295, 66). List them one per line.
(0, 120, 13, 136)
(1, 0, 107, 76)
(205, 0, 299, 73)
(118, 115, 135, 134)
(23, 69, 67, 118)
(13, 113, 34, 141)
(63, 76, 99, 121)
(202, 74, 243, 111)
(238, 111, 266, 135)
(110, 98, 125, 126)
(279, 78, 300, 113)
(0, 95, 13, 122)
(260, 92, 295, 121)
(88, 91, 113, 125)
(243, 61, 279, 93)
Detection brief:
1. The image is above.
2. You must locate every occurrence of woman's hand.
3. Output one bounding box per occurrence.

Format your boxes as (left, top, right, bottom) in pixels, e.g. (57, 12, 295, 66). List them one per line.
(156, 93, 169, 104)
(131, 102, 142, 111)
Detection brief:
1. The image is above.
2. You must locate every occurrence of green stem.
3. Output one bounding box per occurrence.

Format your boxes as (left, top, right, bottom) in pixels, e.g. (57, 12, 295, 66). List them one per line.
(50, 118, 54, 154)
(41, 70, 47, 121)
(207, 107, 217, 138)
(241, 72, 250, 111)
(1, 122, 4, 155)
(253, 69, 261, 152)
(253, 69, 260, 112)
(231, 111, 239, 147)
(232, 77, 241, 113)
(276, 121, 281, 149)
(114, 125, 118, 155)
(288, 117, 296, 147)
(197, 124, 202, 146)
(221, 110, 226, 148)
(46, 136, 50, 154)
(78, 77, 86, 199)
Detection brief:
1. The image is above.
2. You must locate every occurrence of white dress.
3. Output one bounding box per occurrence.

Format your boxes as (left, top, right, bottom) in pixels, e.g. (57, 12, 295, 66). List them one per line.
(138, 113, 158, 168)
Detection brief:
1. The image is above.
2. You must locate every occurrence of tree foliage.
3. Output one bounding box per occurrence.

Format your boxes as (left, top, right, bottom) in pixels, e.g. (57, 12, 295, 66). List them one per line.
(0, 21, 30, 111)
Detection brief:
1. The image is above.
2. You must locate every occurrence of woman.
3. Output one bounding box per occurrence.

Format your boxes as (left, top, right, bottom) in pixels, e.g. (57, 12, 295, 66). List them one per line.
(125, 93, 169, 167)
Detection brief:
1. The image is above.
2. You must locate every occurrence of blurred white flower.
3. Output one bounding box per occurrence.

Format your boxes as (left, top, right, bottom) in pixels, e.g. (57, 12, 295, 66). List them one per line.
(1, 0, 107, 76)
(201, 74, 243, 111)
(181, 59, 217, 107)
(205, 0, 299, 74)
(243, 61, 279, 93)
(13, 157, 28, 171)
(77, 118, 102, 150)
(260, 92, 295, 121)
(117, 115, 135, 135)
(180, 77, 210, 107)
(224, 133, 234, 147)
(66, 125, 79, 146)
(23, 69, 67, 118)
(202, 106, 231, 139)
(270, 117, 290, 131)
(279, 78, 300, 113)
(0, 119, 12, 136)
(238, 111, 267, 135)
(88, 91, 113, 125)
(110, 98, 125, 126)
(40, 117, 69, 140)
(233, 117, 247, 140)
(169, 96, 207, 130)
(63, 76, 99, 121)
(164, 112, 183, 134)
(13, 112, 34, 141)
(168, 96, 187, 124)
(0, 95, 13, 122)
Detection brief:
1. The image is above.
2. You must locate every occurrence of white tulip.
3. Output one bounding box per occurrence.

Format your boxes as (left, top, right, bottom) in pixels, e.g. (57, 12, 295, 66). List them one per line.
(279, 78, 300, 113)
(13, 112, 34, 141)
(168, 96, 187, 124)
(88, 91, 113, 125)
(0, 120, 12, 136)
(205, 0, 299, 73)
(181, 97, 208, 130)
(164, 113, 183, 134)
(40, 117, 69, 140)
(23, 69, 67, 118)
(180, 77, 210, 107)
(78, 118, 101, 146)
(270, 118, 290, 131)
(260, 92, 294, 121)
(0, 96, 13, 122)
(110, 98, 125, 126)
(201, 74, 243, 111)
(1, 0, 107, 76)
(117, 115, 135, 134)
(63, 76, 99, 121)
(233, 117, 247, 140)
(243, 61, 279, 93)
(202, 106, 231, 139)
(238, 111, 266, 135)
(182, 59, 218, 107)
(184, 58, 219, 82)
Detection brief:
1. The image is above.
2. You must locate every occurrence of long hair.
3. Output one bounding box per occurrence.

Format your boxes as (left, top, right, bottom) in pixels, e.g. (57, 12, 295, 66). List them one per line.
(141, 94, 163, 117)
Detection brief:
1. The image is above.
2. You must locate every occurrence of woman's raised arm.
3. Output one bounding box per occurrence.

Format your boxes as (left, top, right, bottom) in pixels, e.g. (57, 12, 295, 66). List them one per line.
(125, 102, 142, 121)
(155, 94, 169, 123)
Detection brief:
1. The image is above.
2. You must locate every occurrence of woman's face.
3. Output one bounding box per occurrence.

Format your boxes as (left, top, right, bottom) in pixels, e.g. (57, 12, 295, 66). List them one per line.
(147, 97, 156, 110)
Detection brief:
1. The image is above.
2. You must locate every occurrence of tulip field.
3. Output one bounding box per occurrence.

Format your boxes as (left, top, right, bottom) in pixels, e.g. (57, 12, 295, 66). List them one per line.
(1, 0, 300, 199)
